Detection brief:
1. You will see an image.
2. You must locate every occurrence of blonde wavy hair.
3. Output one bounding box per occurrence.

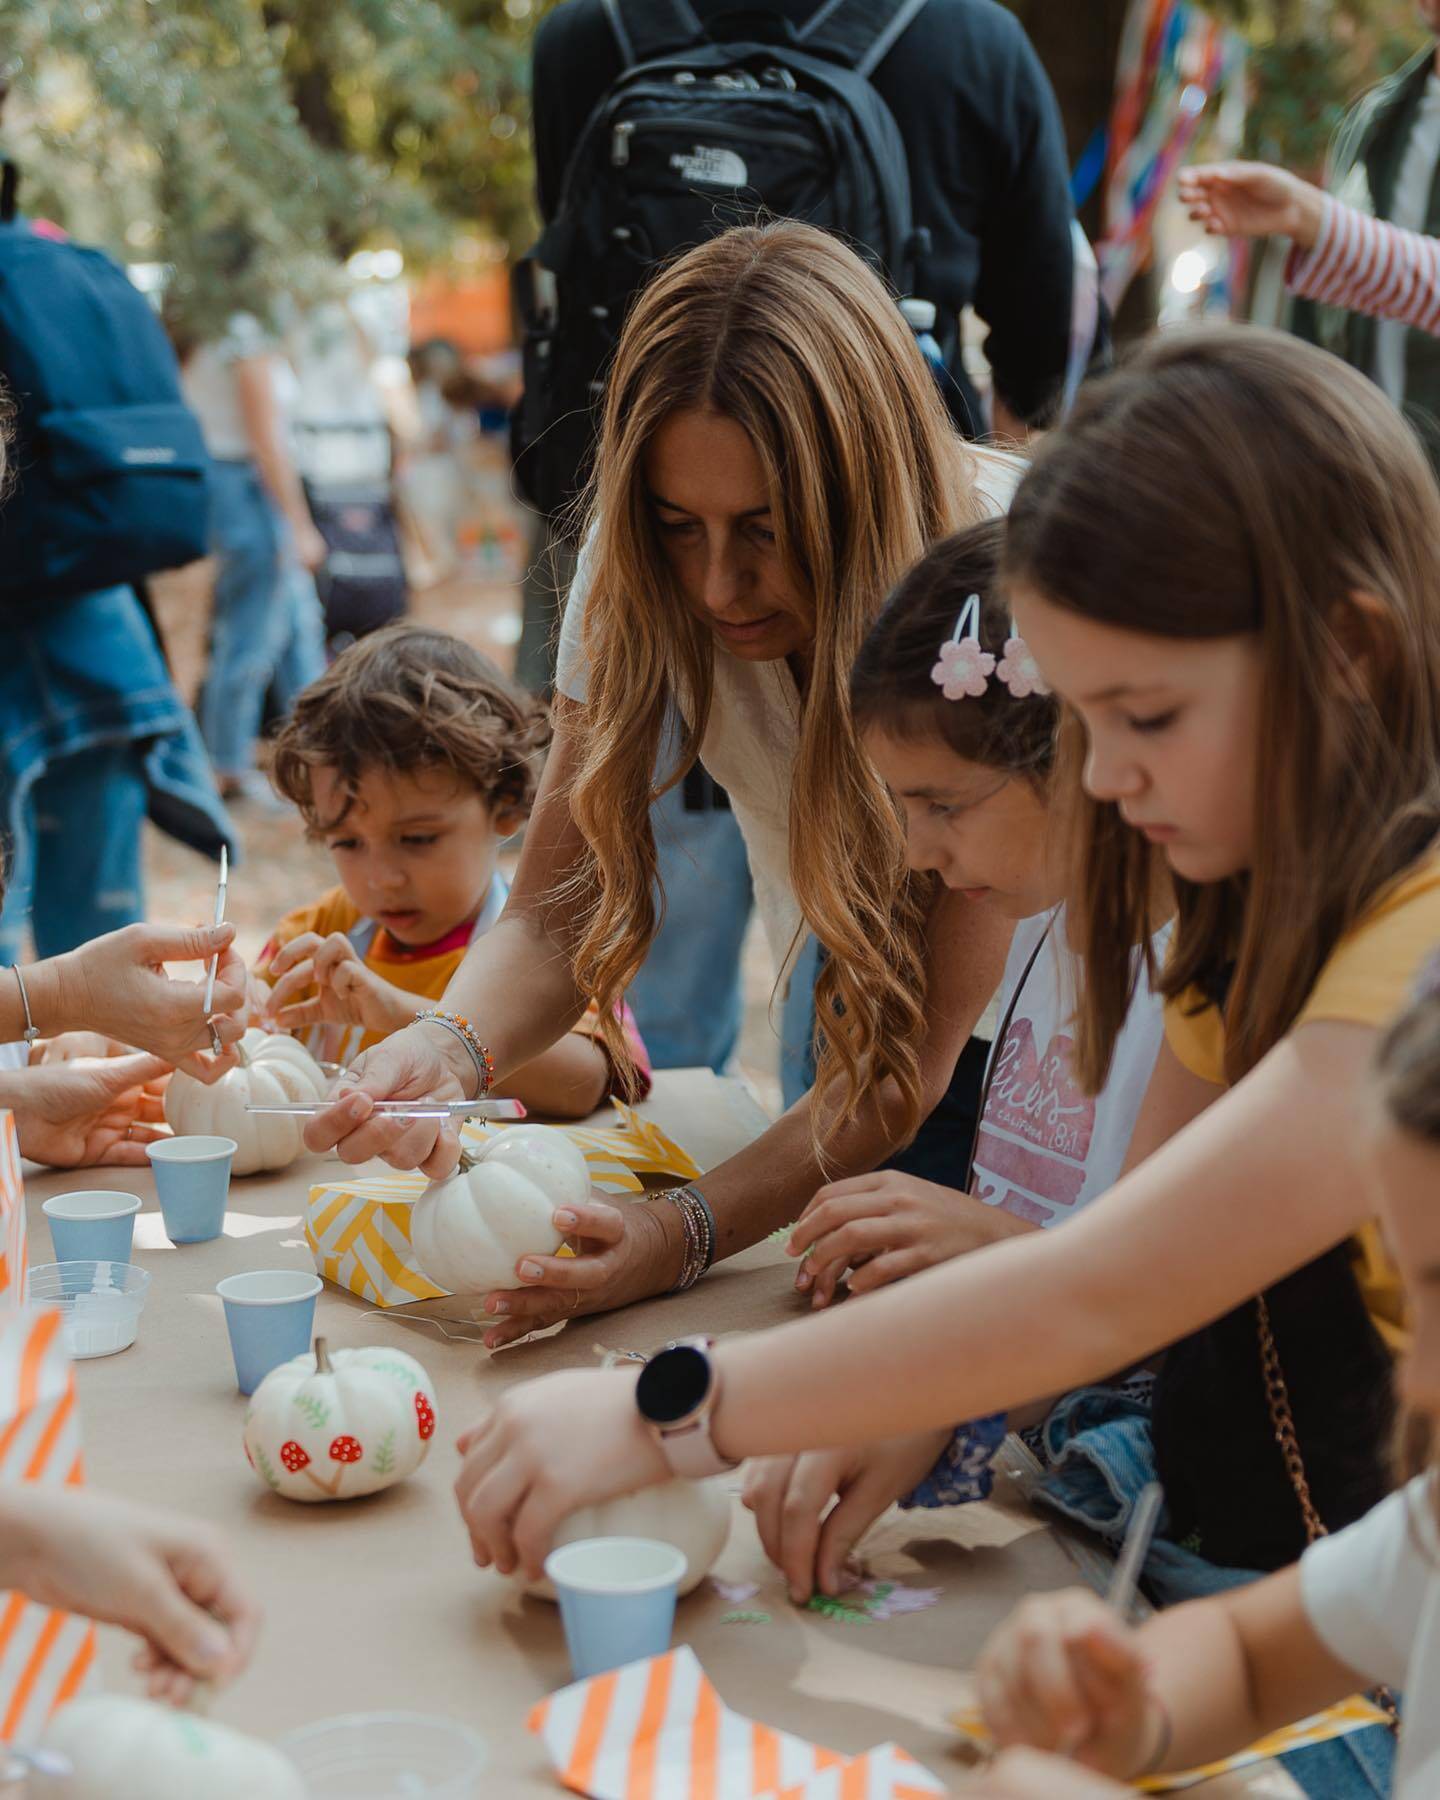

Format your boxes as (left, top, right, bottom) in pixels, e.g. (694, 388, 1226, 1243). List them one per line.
(565, 221, 987, 1145)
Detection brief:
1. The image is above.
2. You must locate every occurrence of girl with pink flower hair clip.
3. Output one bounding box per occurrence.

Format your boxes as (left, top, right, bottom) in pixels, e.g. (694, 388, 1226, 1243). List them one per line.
(931, 596, 1050, 702)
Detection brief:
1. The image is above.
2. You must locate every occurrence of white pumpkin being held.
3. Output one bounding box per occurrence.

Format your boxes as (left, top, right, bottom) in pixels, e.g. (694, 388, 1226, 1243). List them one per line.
(410, 1124, 591, 1296)
(34, 1695, 307, 1800)
(165, 1027, 327, 1176)
(243, 1336, 436, 1502)
(524, 1477, 732, 1601)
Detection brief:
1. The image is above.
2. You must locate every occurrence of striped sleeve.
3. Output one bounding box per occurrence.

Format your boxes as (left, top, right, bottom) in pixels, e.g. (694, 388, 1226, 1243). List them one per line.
(1287, 194, 1440, 337)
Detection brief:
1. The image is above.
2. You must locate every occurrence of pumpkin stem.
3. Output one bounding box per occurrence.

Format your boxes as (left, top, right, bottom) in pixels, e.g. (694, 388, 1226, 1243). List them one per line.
(457, 1149, 479, 1174)
(314, 1337, 333, 1375)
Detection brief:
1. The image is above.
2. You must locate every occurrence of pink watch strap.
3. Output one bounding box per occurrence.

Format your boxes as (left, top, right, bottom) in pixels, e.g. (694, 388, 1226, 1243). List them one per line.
(658, 1416, 737, 1479)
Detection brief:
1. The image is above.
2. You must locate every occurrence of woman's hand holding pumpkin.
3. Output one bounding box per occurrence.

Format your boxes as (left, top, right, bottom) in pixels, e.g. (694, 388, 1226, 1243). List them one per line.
(0, 1486, 260, 1705)
(23, 922, 246, 1077)
(453, 1367, 669, 1578)
(302, 1022, 468, 1176)
(479, 1196, 681, 1351)
(0, 1054, 170, 1169)
(263, 932, 415, 1038)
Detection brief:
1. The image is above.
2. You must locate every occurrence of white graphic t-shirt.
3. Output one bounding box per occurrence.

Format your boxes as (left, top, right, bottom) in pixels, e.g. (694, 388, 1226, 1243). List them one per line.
(971, 907, 1167, 1228)
(1301, 1478, 1440, 1797)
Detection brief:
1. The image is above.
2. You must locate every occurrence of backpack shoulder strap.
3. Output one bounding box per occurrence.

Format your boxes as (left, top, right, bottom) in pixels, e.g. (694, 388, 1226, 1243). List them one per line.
(795, 0, 930, 76)
(602, 0, 706, 67)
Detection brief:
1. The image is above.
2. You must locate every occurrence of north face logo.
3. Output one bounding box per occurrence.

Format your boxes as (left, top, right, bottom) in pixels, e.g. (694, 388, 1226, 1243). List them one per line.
(669, 145, 749, 187)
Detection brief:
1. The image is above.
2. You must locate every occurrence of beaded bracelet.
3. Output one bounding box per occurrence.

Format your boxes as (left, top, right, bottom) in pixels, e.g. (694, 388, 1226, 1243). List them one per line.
(414, 1009, 494, 1098)
(653, 1185, 715, 1291)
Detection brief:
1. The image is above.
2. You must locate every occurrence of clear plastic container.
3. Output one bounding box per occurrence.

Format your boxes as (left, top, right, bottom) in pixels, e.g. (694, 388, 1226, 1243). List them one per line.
(277, 1714, 488, 1797)
(27, 1261, 150, 1359)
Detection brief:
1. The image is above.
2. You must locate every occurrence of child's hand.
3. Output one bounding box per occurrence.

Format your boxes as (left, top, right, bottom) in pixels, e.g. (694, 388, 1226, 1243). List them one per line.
(788, 1172, 1032, 1307)
(265, 932, 413, 1037)
(960, 1749, 1130, 1797)
(742, 1429, 952, 1602)
(0, 1487, 260, 1705)
(976, 1589, 1162, 1778)
(1176, 162, 1324, 249)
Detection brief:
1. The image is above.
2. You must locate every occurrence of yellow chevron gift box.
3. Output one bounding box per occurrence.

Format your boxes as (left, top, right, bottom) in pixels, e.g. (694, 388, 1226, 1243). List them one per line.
(0, 1307, 98, 1741)
(305, 1102, 701, 1312)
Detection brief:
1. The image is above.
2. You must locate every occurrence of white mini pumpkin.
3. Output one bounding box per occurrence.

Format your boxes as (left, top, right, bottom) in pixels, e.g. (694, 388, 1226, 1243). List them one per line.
(165, 1027, 327, 1176)
(525, 1478, 732, 1601)
(35, 1695, 307, 1800)
(243, 1336, 436, 1502)
(409, 1124, 591, 1295)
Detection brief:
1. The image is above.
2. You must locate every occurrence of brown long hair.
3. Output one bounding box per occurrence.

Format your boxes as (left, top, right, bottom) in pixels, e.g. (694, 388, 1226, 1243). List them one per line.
(565, 221, 988, 1138)
(1004, 326, 1440, 1092)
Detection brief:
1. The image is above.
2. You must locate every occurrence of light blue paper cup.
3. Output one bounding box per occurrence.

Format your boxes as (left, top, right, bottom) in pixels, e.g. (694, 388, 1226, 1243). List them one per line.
(544, 1537, 686, 1681)
(216, 1269, 322, 1396)
(42, 1191, 141, 1265)
(146, 1136, 237, 1244)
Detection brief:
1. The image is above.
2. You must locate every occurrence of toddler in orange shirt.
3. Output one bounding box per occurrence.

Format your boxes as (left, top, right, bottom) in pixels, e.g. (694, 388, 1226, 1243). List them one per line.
(256, 624, 650, 1118)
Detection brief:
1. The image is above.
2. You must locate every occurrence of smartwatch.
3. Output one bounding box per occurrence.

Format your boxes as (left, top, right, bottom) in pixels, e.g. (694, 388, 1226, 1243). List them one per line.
(634, 1335, 738, 1479)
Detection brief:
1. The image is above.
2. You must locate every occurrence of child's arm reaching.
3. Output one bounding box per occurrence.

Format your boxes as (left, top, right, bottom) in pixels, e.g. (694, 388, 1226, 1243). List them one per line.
(0, 1485, 260, 1706)
(974, 1570, 1362, 1782)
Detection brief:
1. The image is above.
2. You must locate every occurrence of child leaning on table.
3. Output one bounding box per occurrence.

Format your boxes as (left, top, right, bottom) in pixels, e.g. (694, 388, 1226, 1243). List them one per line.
(962, 964, 1440, 1799)
(255, 624, 650, 1118)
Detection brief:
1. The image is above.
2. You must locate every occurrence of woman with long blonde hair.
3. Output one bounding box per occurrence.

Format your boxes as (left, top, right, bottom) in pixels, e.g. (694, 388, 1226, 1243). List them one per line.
(307, 220, 1017, 1337)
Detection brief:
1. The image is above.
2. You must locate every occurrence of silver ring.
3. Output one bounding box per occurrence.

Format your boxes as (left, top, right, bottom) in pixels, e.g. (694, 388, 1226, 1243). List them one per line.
(208, 1022, 223, 1056)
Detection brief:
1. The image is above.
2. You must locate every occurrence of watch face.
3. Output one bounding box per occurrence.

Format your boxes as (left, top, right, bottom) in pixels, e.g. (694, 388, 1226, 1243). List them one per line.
(636, 1344, 712, 1425)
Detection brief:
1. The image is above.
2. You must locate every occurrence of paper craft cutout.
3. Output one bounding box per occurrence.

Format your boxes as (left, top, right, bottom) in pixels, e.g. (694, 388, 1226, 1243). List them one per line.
(711, 1578, 761, 1606)
(305, 1102, 700, 1308)
(948, 1692, 1392, 1792)
(529, 1645, 946, 1798)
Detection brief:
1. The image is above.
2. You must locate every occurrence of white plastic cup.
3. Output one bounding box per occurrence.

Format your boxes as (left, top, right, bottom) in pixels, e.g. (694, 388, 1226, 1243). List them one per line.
(544, 1537, 686, 1680)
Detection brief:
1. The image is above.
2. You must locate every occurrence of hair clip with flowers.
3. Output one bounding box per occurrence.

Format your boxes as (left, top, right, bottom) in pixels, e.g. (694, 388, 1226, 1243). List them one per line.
(930, 595, 1051, 702)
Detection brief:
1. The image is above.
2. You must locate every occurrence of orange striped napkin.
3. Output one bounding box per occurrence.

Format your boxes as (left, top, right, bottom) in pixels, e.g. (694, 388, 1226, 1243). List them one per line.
(0, 1112, 28, 1301)
(0, 1305, 97, 1741)
(528, 1646, 945, 1798)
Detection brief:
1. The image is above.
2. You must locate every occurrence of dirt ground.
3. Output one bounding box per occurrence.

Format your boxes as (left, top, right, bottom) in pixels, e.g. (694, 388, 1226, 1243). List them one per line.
(142, 560, 784, 1114)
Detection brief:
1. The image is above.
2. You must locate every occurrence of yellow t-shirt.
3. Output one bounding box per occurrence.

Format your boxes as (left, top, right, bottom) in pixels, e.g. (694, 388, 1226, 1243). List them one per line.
(1162, 851, 1440, 1352)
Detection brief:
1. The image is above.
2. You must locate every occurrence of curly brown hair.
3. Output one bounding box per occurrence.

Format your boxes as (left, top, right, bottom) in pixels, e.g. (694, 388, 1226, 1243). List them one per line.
(270, 624, 551, 833)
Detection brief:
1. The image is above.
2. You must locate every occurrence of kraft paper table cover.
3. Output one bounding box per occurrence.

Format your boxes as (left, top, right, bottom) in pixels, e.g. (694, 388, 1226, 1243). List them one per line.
(20, 1071, 1301, 1796)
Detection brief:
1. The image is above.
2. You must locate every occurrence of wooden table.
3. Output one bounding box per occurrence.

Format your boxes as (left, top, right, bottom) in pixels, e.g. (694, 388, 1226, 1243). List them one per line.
(23, 1071, 1298, 1795)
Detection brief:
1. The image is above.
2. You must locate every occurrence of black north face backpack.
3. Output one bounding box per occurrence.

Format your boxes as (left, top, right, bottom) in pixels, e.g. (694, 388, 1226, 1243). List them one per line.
(512, 0, 931, 521)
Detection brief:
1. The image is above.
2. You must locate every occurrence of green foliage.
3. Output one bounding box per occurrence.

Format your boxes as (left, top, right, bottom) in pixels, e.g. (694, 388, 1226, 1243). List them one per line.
(803, 1594, 874, 1625)
(253, 1445, 282, 1492)
(1207, 0, 1422, 174)
(0, 0, 558, 339)
(372, 1428, 397, 1475)
(293, 1392, 331, 1432)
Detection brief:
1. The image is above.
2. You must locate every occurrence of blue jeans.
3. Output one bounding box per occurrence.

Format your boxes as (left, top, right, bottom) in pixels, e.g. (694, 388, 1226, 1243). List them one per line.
(200, 460, 325, 775)
(627, 772, 753, 1070)
(0, 741, 148, 960)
